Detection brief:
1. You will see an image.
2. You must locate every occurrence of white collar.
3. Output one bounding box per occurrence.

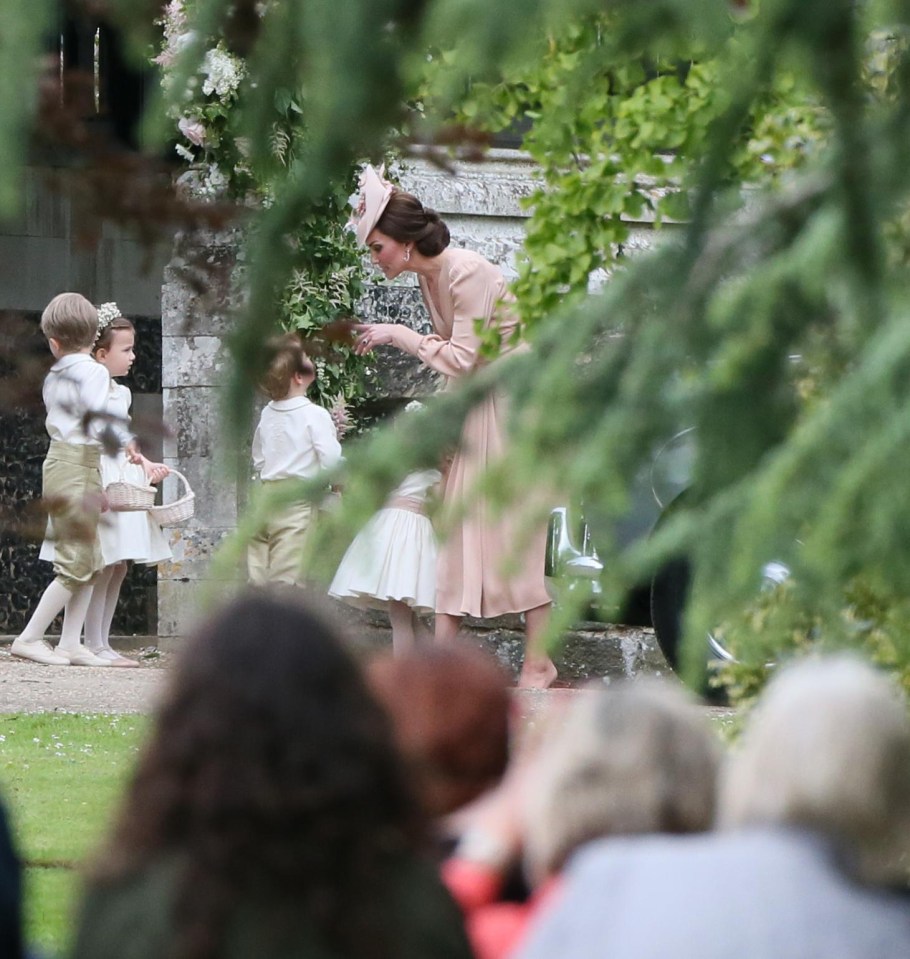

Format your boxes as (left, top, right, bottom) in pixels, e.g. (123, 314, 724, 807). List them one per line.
(269, 396, 311, 411)
(50, 352, 95, 372)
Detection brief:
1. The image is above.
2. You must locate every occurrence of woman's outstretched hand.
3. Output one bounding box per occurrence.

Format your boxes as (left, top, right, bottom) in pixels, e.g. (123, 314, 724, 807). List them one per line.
(353, 322, 398, 355)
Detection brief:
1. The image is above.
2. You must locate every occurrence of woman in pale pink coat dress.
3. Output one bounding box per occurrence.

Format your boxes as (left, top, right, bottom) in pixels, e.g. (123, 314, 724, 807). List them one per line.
(352, 166, 555, 688)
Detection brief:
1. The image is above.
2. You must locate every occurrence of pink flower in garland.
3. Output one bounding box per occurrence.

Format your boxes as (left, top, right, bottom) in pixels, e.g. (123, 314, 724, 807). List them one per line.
(178, 116, 207, 147)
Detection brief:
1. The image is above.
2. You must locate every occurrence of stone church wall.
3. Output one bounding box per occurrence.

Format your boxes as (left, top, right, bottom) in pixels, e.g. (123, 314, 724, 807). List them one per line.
(1, 152, 666, 678)
(157, 151, 661, 663)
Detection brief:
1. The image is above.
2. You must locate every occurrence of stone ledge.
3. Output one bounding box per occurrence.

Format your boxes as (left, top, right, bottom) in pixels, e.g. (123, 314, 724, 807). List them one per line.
(327, 602, 669, 684)
(0, 614, 671, 688)
(398, 151, 538, 219)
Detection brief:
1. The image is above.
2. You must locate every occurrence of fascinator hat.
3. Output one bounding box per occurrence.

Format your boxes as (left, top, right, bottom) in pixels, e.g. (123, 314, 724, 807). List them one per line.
(349, 164, 395, 246)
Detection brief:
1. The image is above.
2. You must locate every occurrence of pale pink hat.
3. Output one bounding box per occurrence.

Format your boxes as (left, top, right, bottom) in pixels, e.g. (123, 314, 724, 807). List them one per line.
(348, 164, 395, 246)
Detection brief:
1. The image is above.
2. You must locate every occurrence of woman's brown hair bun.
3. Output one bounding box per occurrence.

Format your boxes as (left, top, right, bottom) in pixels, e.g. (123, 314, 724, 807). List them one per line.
(417, 208, 450, 257)
(376, 192, 451, 257)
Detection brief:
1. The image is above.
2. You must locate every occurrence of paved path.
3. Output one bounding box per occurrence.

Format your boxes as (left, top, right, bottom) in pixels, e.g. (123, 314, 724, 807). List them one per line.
(0, 651, 585, 718)
(0, 647, 579, 718)
(0, 643, 168, 714)
(0, 643, 736, 730)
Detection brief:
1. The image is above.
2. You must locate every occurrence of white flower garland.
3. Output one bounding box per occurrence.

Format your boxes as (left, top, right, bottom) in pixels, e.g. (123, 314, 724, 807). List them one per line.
(95, 302, 122, 343)
(155, 1, 247, 198)
(201, 47, 245, 98)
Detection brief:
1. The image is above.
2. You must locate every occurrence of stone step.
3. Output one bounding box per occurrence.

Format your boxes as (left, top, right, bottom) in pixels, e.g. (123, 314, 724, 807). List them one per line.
(329, 605, 672, 686)
(94, 608, 672, 687)
(2, 613, 672, 689)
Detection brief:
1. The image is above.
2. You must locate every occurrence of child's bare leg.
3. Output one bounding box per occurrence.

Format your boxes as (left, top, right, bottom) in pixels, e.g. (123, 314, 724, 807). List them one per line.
(435, 612, 463, 646)
(517, 602, 557, 689)
(388, 600, 416, 655)
(414, 612, 433, 645)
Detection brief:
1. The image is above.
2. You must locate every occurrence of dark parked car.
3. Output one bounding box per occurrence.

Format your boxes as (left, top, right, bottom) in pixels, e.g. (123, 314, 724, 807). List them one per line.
(545, 428, 789, 683)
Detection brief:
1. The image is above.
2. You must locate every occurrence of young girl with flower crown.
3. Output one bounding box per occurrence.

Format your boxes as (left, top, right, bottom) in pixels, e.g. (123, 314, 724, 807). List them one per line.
(41, 303, 172, 665)
(329, 401, 440, 653)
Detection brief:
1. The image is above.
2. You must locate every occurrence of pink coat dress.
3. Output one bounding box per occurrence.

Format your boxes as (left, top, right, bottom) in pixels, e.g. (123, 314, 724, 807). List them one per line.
(386, 248, 551, 619)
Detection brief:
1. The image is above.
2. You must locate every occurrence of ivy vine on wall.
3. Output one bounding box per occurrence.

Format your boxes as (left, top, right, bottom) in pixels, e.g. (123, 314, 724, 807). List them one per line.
(421, 13, 833, 331)
(155, 0, 372, 410)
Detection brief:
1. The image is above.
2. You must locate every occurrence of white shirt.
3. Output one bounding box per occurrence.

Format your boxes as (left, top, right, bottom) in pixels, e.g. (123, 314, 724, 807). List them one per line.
(43, 353, 128, 447)
(252, 396, 342, 481)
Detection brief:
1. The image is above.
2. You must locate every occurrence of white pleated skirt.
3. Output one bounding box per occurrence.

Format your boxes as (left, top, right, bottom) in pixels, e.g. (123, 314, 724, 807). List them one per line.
(329, 507, 437, 614)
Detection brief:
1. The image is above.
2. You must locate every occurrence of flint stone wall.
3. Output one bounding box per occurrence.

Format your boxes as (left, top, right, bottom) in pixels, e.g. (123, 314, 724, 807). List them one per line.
(0, 168, 171, 635)
(158, 151, 667, 678)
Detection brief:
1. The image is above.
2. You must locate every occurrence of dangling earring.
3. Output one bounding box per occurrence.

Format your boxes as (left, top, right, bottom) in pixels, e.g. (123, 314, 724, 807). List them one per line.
(404, 246, 411, 262)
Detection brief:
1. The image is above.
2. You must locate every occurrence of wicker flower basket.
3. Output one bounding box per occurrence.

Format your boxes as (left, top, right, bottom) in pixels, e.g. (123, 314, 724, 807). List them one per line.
(105, 477, 157, 512)
(148, 470, 195, 526)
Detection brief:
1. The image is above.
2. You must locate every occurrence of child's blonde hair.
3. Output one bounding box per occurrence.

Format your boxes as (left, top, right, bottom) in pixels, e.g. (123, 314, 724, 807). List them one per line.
(40, 293, 98, 352)
(260, 333, 316, 401)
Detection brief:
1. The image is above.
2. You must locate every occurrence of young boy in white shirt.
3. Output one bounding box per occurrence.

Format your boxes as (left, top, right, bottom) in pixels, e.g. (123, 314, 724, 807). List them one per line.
(247, 333, 342, 585)
(12, 293, 136, 666)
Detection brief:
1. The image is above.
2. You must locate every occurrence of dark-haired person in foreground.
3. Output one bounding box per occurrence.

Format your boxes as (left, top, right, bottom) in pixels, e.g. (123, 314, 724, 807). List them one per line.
(0, 797, 23, 959)
(70, 589, 473, 959)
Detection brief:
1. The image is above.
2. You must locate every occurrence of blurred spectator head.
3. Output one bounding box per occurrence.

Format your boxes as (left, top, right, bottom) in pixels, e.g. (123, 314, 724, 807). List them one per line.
(93, 588, 419, 957)
(720, 653, 910, 885)
(524, 678, 721, 882)
(367, 645, 511, 817)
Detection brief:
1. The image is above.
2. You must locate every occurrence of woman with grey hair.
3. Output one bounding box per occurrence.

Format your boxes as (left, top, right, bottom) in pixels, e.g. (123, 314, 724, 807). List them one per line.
(517, 654, 910, 959)
(521, 677, 721, 883)
(442, 678, 721, 959)
(719, 652, 910, 885)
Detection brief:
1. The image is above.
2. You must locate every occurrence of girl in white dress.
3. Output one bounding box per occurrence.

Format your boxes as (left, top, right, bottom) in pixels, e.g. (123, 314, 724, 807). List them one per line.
(330, 405, 440, 653)
(46, 303, 172, 665)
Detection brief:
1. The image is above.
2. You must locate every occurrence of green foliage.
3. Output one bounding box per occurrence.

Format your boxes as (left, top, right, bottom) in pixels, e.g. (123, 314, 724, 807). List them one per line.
(6, 0, 910, 700)
(275, 178, 367, 406)
(154, 1, 375, 411)
(0, 0, 55, 213)
(420, 13, 831, 329)
(412, 3, 910, 702)
(712, 576, 910, 706)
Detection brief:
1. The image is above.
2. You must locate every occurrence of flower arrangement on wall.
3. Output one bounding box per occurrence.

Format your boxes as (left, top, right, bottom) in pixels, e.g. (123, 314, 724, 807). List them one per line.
(154, 0, 373, 414)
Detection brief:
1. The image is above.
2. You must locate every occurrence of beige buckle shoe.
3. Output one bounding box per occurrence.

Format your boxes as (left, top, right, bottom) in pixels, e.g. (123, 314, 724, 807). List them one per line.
(54, 646, 111, 667)
(10, 637, 70, 666)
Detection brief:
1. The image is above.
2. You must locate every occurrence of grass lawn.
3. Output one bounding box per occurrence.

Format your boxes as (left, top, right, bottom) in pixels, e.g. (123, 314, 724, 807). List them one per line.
(0, 703, 739, 956)
(0, 714, 148, 957)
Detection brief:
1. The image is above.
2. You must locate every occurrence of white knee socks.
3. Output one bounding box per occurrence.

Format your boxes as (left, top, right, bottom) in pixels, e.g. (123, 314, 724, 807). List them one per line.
(56, 585, 94, 652)
(84, 563, 127, 652)
(18, 580, 73, 642)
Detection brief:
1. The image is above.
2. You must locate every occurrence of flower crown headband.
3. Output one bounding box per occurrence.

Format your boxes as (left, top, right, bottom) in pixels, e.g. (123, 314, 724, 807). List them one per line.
(347, 164, 395, 246)
(95, 302, 122, 343)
